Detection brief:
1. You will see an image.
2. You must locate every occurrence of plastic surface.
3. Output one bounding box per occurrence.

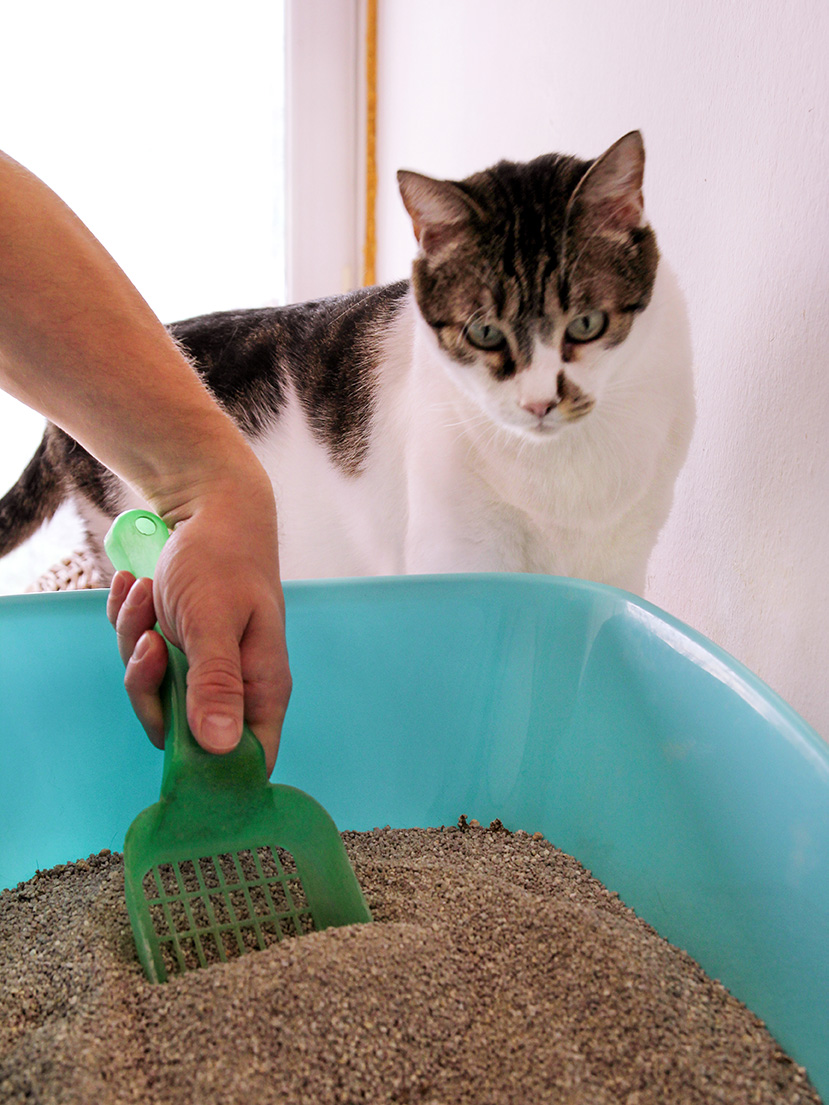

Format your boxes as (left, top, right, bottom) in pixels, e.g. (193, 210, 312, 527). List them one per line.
(102, 510, 371, 982)
(104, 508, 170, 579)
(1, 573, 827, 1092)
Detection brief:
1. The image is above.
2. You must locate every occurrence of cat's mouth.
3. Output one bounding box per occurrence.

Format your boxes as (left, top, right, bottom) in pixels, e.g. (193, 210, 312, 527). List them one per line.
(513, 400, 595, 440)
(526, 417, 563, 437)
(499, 412, 570, 443)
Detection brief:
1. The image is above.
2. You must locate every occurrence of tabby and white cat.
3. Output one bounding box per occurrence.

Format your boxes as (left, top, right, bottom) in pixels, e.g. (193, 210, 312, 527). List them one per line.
(0, 131, 693, 594)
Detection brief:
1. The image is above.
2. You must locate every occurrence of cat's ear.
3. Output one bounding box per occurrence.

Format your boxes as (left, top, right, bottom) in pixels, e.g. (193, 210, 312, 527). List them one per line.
(566, 131, 646, 234)
(397, 170, 479, 257)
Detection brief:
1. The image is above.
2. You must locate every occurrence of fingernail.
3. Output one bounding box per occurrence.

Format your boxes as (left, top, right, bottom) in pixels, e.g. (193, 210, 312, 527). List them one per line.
(201, 714, 241, 754)
(110, 573, 128, 603)
(133, 632, 152, 662)
(135, 577, 154, 606)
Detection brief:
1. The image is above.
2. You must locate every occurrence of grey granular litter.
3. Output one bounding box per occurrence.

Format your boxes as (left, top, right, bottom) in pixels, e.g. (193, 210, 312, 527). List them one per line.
(0, 821, 821, 1105)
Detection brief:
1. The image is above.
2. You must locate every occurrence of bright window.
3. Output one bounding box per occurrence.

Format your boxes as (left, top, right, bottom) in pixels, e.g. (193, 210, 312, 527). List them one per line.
(2, 1, 287, 322)
(0, 1, 289, 591)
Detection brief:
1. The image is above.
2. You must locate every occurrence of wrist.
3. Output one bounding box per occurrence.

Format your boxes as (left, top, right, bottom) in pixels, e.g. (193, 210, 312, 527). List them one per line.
(138, 422, 275, 532)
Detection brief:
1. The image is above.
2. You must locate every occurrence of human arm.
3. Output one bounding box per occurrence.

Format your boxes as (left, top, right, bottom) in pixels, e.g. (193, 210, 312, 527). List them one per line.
(0, 151, 290, 772)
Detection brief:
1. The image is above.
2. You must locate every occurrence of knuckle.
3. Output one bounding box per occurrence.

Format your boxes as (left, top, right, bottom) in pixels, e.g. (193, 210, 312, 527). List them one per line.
(187, 656, 244, 702)
(123, 665, 144, 697)
(115, 580, 154, 637)
(244, 662, 293, 712)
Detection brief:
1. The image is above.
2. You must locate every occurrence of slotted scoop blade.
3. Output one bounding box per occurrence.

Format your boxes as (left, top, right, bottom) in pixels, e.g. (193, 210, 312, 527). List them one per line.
(105, 509, 371, 983)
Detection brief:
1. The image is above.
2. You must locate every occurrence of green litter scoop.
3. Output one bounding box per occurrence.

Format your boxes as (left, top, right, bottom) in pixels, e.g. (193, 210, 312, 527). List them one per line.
(105, 509, 371, 983)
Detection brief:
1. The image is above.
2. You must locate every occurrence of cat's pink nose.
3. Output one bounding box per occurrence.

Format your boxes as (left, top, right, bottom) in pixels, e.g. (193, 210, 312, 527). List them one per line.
(520, 398, 557, 419)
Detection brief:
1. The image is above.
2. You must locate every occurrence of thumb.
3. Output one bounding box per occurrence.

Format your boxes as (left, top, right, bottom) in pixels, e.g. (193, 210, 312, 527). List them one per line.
(183, 637, 245, 756)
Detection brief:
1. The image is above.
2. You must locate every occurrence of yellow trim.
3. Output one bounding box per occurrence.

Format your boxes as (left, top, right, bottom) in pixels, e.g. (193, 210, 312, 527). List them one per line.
(363, 0, 378, 286)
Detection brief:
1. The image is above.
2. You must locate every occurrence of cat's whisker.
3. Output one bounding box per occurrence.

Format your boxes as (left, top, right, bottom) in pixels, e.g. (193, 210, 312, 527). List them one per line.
(425, 397, 489, 431)
(442, 414, 487, 431)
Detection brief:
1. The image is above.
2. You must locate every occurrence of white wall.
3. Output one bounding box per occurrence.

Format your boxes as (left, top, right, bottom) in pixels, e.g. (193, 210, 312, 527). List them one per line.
(374, 0, 829, 741)
(286, 0, 363, 301)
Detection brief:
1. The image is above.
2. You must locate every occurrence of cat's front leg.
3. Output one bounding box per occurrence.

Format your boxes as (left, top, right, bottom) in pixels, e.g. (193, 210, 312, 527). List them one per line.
(403, 489, 525, 576)
(404, 533, 506, 575)
(401, 392, 532, 575)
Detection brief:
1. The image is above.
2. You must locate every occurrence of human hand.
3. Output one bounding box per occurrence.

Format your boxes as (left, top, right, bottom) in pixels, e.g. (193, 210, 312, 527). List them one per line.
(106, 471, 290, 775)
(0, 151, 290, 773)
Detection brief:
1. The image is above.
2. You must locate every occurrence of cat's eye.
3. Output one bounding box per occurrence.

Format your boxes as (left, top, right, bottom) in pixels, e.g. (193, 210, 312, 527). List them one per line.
(465, 319, 507, 351)
(565, 311, 608, 343)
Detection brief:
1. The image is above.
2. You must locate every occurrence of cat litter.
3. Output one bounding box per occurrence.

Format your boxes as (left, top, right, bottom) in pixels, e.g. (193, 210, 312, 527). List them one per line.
(0, 823, 821, 1105)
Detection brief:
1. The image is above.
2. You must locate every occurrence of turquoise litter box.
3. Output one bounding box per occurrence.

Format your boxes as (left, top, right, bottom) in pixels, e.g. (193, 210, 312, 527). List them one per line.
(2, 575, 828, 1098)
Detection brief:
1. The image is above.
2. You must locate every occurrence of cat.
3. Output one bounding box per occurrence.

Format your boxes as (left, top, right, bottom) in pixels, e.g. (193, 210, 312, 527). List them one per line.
(0, 131, 694, 595)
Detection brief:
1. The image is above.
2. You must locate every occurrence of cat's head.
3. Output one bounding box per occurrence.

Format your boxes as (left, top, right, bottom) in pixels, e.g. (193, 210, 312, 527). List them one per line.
(398, 131, 659, 441)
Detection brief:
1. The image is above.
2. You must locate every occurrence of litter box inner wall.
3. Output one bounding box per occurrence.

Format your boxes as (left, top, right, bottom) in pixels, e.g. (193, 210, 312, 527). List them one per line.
(2, 578, 829, 1100)
(0, 591, 160, 888)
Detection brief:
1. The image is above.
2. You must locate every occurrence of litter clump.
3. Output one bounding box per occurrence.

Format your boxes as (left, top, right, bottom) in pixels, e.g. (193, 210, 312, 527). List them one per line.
(0, 821, 821, 1105)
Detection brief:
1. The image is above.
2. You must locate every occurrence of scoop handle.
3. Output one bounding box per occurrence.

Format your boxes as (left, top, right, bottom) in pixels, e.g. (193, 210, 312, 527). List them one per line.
(104, 509, 269, 795)
(104, 510, 191, 775)
(104, 509, 187, 715)
(104, 509, 171, 581)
